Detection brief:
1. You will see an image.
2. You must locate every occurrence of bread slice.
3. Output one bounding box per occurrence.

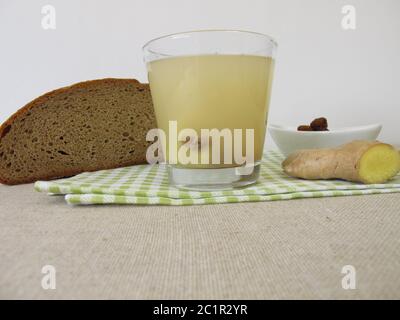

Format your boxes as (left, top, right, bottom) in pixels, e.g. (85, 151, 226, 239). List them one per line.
(0, 78, 156, 185)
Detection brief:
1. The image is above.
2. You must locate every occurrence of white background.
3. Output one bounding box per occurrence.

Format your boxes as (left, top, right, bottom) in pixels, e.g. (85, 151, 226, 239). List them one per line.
(0, 0, 399, 145)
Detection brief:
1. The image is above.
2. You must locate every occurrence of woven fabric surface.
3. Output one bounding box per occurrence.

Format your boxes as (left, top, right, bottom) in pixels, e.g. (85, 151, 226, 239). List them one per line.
(1, 183, 400, 299)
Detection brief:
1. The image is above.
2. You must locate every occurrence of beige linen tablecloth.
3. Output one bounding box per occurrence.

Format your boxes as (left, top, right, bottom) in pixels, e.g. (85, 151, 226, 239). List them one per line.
(1, 183, 399, 299)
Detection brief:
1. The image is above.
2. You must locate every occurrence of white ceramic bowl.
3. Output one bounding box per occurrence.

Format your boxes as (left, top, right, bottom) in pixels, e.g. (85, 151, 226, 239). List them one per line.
(268, 123, 382, 157)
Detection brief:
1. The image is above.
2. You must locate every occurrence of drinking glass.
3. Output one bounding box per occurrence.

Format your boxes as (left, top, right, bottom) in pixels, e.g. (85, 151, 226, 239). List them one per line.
(143, 30, 277, 189)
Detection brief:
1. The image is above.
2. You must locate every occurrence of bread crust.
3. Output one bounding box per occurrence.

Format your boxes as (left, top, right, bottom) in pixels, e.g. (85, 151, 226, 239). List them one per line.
(0, 78, 152, 185)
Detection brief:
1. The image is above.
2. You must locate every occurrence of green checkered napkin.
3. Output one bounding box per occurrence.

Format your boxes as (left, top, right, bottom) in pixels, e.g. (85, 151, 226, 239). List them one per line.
(34, 151, 400, 205)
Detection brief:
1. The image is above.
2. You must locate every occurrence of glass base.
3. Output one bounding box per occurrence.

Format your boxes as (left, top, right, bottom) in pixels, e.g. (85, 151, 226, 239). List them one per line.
(169, 163, 260, 190)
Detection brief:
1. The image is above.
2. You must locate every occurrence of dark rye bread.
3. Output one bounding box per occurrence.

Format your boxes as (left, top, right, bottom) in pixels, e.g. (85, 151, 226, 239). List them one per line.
(0, 78, 156, 185)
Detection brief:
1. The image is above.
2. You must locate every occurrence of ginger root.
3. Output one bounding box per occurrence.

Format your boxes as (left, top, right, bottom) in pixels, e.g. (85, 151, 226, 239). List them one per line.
(282, 140, 400, 184)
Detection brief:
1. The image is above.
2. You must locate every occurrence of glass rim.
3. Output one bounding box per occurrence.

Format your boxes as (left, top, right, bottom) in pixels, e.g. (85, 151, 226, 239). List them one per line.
(142, 29, 278, 56)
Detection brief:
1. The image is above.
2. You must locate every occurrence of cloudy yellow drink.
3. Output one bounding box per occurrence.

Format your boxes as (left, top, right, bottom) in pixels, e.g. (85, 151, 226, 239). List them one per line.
(148, 54, 274, 168)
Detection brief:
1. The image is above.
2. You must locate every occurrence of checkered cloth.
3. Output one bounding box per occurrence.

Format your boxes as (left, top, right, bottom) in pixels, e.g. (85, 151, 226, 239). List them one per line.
(34, 151, 400, 205)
